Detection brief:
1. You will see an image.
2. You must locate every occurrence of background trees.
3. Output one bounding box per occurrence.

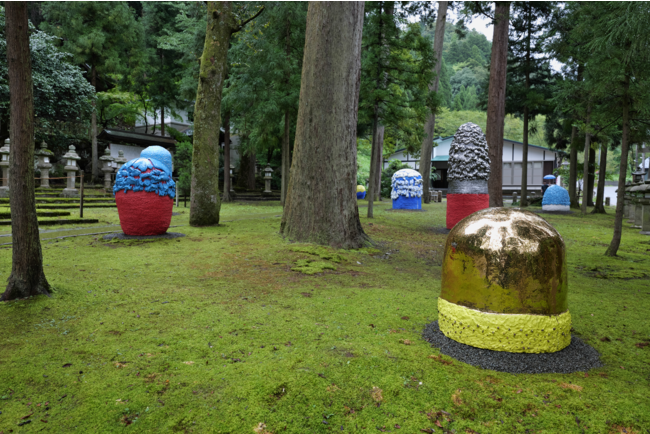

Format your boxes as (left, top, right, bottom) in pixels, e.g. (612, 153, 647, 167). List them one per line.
(41, 2, 142, 180)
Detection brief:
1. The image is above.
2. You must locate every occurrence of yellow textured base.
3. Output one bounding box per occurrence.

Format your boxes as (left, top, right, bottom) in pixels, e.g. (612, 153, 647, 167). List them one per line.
(438, 298, 571, 353)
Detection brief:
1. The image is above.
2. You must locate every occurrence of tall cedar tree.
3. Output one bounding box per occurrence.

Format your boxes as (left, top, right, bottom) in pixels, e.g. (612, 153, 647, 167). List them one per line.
(360, 1, 435, 218)
(506, 2, 555, 205)
(581, 2, 650, 256)
(137, 2, 185, 136)
(468, 1, 510, 207)
(223, 2, 308, 206)
(418, 1, 447, 204)
(41, 2, 141, 180)
(189, 2, 263, 226)
(280, 1, 369, 248)
(2, 2, 50, 301)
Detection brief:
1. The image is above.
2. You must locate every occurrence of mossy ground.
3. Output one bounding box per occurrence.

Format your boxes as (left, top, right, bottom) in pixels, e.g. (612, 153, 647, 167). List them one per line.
(0, 199, 648, 433)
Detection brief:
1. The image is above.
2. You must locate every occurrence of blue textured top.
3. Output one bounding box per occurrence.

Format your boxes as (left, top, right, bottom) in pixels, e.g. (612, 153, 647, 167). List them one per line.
(542, 185, 570, 206)
(113, 157, 176, 199)
(140, 146, 173, 172)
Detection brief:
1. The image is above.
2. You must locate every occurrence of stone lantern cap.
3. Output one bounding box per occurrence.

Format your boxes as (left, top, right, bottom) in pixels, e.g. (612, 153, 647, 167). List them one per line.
(62, 145, 81, 161)
(114, 150, 128, 166)
(99, 147, 114, 162)
(263, 164, 273, 178)
(35, 141, 54, 156)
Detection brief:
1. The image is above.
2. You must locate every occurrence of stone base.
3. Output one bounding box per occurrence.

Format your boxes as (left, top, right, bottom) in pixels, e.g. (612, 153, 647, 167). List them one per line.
(640, 231, 650, 235)
(61, 189, 79, 198)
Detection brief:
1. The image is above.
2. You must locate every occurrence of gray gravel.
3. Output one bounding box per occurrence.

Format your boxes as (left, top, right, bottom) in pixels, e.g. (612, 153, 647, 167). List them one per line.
(422, 320, 603, 374)
(103, 232, 186, 241)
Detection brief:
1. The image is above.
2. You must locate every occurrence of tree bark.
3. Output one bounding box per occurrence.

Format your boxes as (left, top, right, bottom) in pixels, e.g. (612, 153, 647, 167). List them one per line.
(189, 1, 235, 226)
(247, 151, 256, 190)
(222, 110, 232, 202)
(419, 1, 448, 204)
(161, 106, 165, 137)
(606, 74, 630, 256)
(586, 145, 595, 206)
(521, 106, 529, 206)
(569, 125, 579, 208)
(2, 2, 50, 301)
(281, 110, 291, 206)
(591, 141, 607, 214)
(580, 111, 591, 214)
(374, 125, 384, 201)
(280, 1, 368, 248)
(486, 2, 510, 207)
(91, 65, 98, 181)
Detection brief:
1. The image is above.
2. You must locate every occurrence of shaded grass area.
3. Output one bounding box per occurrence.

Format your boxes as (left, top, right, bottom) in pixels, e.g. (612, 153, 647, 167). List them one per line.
(0, 201, 648, 433)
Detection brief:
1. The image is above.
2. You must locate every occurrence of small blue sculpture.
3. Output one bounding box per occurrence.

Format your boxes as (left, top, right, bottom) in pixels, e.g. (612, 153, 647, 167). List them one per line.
(391, 168, 423, 210)
(542, 185, 570, 212)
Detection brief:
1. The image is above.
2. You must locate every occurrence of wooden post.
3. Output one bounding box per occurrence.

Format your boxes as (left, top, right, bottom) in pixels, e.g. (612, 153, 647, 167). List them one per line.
(79, 171, 84, 218)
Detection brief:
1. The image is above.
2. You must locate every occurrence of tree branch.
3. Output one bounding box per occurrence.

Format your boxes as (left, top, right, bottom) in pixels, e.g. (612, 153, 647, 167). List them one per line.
(233, 6, 265, 34)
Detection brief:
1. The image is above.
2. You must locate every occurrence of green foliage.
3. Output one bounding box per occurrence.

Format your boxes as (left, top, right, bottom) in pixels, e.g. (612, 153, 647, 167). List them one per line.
(0, 6, 95, 131)
(96, 90, 141, 130)
(359, 3, 436, 157)
(380, 159, 411, 198)
(168, 127, 193, 196)
(223, 2, 307, 167)
(41, 2, 143, 81)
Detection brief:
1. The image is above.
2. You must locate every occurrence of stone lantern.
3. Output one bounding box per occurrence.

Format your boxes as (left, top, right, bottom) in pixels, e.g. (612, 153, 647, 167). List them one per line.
(36, 141, 54, 189)
(61, 145, 81, 197)
(99, 147, 115, 189)
(114, 150, 127, 168)
(0, 138, 10, 197)
(229, 164, 235, 193)
(263, 164, 273, 194)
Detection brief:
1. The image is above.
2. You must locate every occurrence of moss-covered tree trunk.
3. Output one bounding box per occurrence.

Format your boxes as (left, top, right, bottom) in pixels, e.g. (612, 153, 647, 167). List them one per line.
(280, 1, 369, 248)
(189, 2, 235, 226)
(2, 2, 50, 301)
(486, 2, 509, 207)
(418, 0, 447, 204)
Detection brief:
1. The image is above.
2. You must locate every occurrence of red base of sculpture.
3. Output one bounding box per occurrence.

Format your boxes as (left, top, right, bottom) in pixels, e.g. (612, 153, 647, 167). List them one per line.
(446, 193, 490, 229)
(115, 190, 173, 236)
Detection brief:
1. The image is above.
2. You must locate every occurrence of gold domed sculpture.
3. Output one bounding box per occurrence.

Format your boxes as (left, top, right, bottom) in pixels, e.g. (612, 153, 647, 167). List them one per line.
(438, 208, 571, 353)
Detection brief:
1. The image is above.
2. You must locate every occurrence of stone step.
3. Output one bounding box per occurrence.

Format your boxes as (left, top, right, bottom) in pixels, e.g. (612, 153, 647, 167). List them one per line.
(0, 218, 99, 226)
(35, 193, 110, 198)
(35, 204, 117, 209)
(0, 211, 71, 219)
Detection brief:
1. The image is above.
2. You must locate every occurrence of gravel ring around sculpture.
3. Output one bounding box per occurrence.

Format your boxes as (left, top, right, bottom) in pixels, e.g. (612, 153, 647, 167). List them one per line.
(384, 208, 428, 212)
(103, 232, 186, 241)
(422, 320, 603, 374)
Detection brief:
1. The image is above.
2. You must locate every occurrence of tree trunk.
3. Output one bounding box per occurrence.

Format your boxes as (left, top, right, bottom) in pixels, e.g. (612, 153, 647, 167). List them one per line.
(485, 2, 510, 207)
(591, 142, 607, 214)
(91, 65, 98, 181)
(367, 108, 379, 218)
(161, 106, 165, 137)
(281, 110, 291, 206)
(606, 75, 630, 257)
(521, 107, 529, 206)
(580, 113, 591, 214)
(374, 125, 384, 201)
(190, 1, 236, 226)
(222, 110, 232, 202)
(2, 2, 50, 301)
(247, 151, 256, 190)
(569, 125, 579, 208)
(419, 1, 448, 204)
(587, 145, 595, 206)
(280, 1, 368, 248)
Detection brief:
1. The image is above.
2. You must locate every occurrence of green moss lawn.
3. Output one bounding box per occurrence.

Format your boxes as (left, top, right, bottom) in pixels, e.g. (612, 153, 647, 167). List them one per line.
(0, 200, 648, 433)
